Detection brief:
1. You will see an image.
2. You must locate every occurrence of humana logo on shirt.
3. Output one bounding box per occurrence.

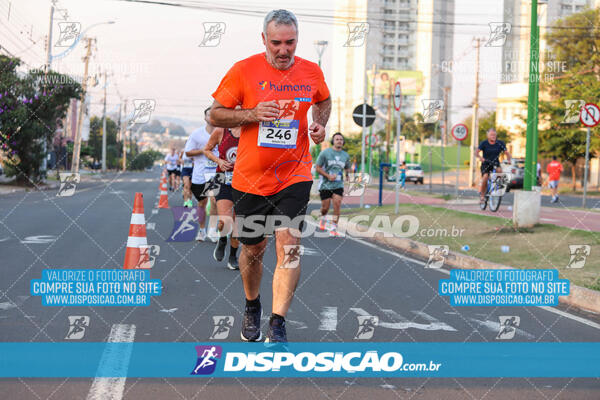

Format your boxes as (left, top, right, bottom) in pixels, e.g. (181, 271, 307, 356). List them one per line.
(259, 81, 312, 92)
(224, 351, 403, 372)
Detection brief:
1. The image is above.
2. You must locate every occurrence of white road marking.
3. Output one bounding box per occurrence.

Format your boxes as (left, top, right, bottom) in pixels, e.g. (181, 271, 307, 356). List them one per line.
(147, 223, 156, 230)
(344, 233, 600, 331)
(151, 209, 158, 215)
(540, 218, 558, 222)
(0, 237, 11, 242)
(159, 308, 178, 313)
(20, 235, 57, 244)
(0, 302, 17, 311)
(318, 307, 338, 331)
(351, 307, 456, 331)
(86, 324, 136, 400)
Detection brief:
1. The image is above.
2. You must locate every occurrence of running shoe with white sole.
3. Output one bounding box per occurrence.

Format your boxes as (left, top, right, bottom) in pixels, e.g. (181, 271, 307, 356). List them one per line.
(241, 302, 263, 342)
(227, 255, 239, 270)
(207, 228, 219, 243)
(213, 237, 227, 261)
(195, 228, 206, 242)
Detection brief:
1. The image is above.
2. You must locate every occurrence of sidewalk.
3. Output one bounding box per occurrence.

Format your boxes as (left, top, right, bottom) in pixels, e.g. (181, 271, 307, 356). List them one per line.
(348, 186, 600, 232)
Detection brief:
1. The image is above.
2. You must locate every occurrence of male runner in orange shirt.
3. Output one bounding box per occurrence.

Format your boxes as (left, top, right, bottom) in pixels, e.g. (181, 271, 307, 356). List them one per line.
(210, 9, 331, 342)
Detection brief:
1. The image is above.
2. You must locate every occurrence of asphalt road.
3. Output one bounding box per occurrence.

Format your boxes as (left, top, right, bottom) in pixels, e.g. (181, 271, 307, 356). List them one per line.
(1, 169, 600, 399)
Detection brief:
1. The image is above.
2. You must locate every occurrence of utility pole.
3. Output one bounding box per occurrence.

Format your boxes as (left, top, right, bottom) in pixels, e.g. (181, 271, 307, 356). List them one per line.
(42, 0, 56, 175)
(121, 100, 127, 171)
(442, 86, 450, 195)
(337, 97, 341, 133)
(101, 71, 107, 172)
(469, 38, 481, 188)
(385, 79, 392, 162)
(71, 38, 94, 174)
(368, 64, 377, 176)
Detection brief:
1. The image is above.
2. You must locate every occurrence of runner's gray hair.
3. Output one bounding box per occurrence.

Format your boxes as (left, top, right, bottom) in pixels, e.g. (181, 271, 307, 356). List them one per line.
(263, 9, 298, 36)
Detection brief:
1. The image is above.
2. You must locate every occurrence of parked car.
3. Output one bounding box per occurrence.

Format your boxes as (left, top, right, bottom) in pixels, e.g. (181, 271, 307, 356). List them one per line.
(386, 163, 424, 184)
(501, 158, 526, 191)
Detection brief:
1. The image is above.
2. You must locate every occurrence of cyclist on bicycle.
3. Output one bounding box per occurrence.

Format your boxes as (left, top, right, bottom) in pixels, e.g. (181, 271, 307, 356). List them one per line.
(477, 128, 511, 203)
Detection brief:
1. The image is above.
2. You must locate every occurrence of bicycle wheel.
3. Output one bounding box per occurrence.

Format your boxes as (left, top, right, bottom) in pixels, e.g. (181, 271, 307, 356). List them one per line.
(489, 194, 502, 211)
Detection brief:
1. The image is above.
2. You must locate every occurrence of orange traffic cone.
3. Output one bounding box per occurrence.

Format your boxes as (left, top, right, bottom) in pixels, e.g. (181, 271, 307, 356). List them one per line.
(124, 192, 149, 269)
(158, 177, 169, 209)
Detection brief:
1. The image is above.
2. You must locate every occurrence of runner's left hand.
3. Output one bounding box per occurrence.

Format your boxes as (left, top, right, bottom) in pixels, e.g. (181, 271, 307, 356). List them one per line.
(309, 122, 325, 144)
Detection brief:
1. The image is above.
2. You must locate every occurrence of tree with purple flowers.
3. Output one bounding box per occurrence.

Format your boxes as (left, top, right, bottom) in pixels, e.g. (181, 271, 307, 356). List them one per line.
(0, 55, 82, 184)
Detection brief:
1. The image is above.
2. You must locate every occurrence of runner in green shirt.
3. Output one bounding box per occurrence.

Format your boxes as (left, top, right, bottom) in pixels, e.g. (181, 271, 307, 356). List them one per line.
(315, 132, 351, 236)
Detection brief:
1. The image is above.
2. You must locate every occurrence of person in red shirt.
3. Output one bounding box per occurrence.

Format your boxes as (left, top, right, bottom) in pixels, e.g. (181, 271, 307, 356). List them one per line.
(546, 156, 563, 203)
(209, 9, 331, 343)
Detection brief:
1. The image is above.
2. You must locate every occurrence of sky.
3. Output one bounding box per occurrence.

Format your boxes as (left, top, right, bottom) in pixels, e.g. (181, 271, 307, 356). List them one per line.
(0, 0, 504, 129)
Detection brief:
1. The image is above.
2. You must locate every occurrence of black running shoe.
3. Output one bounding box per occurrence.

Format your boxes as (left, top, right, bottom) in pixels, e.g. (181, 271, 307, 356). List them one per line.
(265, 317, 287, 343)
(241, 302, 263, 342)
(227, 255, 239, 270)
(213, 237, 227, 262)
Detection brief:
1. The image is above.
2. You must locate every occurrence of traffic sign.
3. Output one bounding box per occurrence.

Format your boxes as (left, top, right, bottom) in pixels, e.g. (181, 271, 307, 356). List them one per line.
(580, 103, 600, 127)
(352, 103, 376, 127)
(393, 81, 402, 111)
(451, 123, 468, 141)
(365, 134, 380, 147)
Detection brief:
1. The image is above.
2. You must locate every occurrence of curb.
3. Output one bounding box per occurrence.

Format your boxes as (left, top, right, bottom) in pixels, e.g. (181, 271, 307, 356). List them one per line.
(333, 216, 600, 314)
(0, 182, 60, 196)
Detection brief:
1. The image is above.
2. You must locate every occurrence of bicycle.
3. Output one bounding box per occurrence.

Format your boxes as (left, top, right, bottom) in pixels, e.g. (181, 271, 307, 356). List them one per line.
(480, 169, 508, 212)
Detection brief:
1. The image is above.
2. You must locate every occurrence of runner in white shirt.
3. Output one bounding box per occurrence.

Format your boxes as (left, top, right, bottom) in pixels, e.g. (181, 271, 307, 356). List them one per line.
(164, 148, 179, 191)
(185, 108, 220, 241)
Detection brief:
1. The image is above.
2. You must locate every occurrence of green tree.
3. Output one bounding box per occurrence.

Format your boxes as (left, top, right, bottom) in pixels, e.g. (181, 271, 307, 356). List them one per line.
(128, 149, 163, 170)
(0, 56, 82, 183)
(88, 116, 121, 167)
(461, 111, 510, 144)
(536, 8, 600, 189)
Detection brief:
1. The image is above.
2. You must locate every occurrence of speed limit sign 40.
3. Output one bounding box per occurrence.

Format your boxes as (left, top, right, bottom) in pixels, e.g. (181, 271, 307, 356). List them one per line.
(451, 124, 468, 141)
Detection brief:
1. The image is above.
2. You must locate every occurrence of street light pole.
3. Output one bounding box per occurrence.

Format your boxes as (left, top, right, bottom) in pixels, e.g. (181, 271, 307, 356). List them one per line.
(524, 0, 543, 190)
(313, 40, 328, 178)
(101, 71, 108, 172)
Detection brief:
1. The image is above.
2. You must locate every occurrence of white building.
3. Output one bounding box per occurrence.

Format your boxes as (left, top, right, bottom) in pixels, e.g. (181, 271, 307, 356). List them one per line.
(331, 0, 454, 136)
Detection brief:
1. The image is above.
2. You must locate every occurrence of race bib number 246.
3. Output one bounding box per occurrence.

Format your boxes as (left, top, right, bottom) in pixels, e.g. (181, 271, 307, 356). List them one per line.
(258, 120, 299, 149)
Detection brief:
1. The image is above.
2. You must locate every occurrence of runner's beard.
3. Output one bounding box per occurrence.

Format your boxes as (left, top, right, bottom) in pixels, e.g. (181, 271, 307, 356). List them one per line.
(267, 52, 295, 70)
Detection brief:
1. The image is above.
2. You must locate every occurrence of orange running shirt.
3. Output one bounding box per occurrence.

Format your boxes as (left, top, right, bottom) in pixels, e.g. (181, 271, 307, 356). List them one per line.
(547, 160, 563, 181)
(212, 53, 330, 196)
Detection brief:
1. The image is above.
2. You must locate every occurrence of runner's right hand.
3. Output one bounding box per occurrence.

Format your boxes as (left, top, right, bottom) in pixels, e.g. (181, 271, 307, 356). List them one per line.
(251, 101, 279, 122)
(217, 159, 233, 171)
